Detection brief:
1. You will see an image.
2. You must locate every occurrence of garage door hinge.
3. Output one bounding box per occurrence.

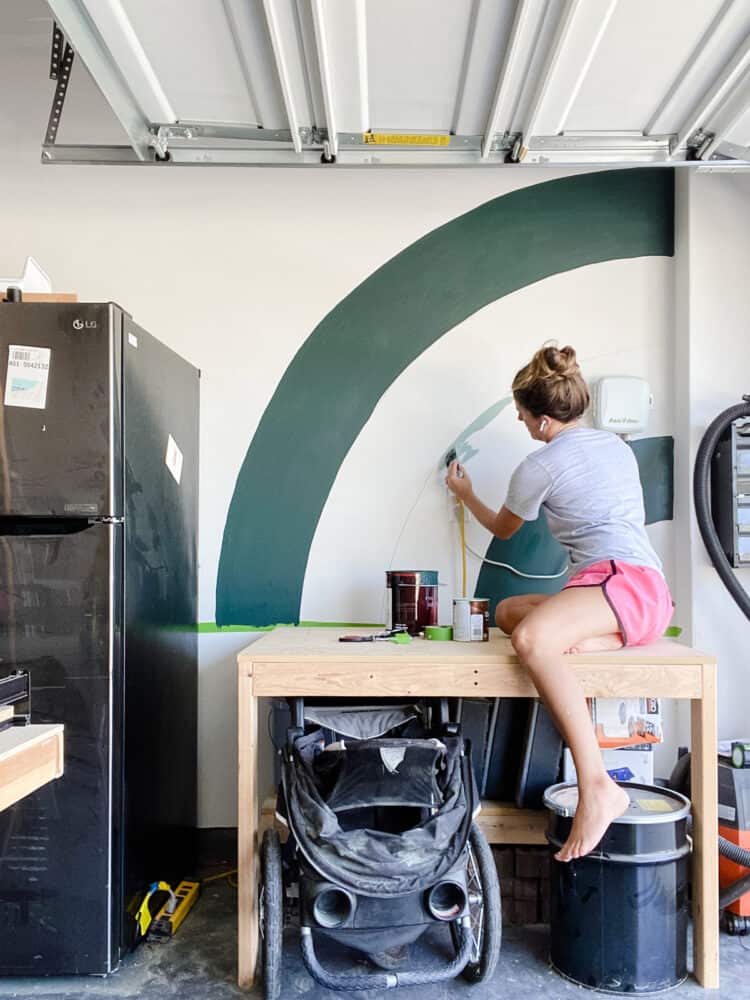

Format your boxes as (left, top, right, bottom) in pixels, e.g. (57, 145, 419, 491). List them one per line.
(150, 126, 171, 160)
(686, 129, 715, 160)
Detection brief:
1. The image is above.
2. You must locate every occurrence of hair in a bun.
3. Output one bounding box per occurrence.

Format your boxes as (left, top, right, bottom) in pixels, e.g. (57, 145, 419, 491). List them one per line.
(512, 342, 589, 422)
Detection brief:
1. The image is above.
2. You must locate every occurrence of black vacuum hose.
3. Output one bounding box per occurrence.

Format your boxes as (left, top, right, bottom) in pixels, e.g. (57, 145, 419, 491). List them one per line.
(684, 814, 750, 870)
(677, 778, 750, 878)
(719, 833, 750, 870)
(693, 396, 750, 620)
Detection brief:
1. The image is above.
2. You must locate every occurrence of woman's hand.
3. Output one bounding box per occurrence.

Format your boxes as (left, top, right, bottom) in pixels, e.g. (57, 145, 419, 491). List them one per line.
(446, 460, 473, 501)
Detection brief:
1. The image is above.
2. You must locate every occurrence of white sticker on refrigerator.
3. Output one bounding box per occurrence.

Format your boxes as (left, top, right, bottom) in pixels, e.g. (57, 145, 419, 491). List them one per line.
(4, 345, 51, 409)
(165, 434, 183, 485)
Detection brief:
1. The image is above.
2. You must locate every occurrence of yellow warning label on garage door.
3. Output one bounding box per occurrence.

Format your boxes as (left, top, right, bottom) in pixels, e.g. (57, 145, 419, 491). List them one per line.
(362, 133, 451, 146)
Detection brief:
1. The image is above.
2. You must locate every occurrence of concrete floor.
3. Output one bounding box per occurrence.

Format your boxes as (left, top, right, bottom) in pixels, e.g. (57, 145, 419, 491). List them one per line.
(0, 881, 748, 1000)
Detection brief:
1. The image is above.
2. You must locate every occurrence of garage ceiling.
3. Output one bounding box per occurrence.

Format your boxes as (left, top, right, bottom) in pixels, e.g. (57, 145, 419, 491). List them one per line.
(43, 0, 750, 166)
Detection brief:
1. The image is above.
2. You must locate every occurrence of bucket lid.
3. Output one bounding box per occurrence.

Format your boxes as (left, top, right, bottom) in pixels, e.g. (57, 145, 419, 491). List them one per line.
(543, 782, 691, 825)
(386, 570, 439, 586)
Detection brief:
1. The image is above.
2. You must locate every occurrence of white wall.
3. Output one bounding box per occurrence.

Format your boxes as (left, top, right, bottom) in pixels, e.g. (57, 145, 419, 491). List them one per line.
(3, 3, 682, 825)
(674, 169, 750, 745)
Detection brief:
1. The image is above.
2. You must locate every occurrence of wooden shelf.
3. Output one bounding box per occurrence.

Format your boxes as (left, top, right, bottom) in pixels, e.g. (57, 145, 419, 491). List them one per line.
(475, 800, 548, 845)
(0, 724, 64, 812)
(3, 293, 77, 302)
(260, 796, 547, 846)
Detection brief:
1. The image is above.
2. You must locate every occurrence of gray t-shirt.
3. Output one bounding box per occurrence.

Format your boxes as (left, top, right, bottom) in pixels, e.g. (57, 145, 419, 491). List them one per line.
(504, 427, 662, 574)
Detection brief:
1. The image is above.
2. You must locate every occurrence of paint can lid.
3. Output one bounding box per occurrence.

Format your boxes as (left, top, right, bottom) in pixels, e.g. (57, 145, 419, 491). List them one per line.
(543, 782, 691, 824)
(386, 570, 439, 586)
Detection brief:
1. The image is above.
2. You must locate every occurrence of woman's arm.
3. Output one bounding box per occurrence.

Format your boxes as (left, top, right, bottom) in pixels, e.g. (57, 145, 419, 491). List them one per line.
(446, 461, 524, 539)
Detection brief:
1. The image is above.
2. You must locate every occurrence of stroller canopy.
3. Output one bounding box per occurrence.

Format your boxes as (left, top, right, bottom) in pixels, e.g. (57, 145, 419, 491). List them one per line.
(283, 735, 475, 896)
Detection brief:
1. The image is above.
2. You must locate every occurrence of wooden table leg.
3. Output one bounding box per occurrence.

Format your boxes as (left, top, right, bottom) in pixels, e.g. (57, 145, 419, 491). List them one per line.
(238, 672, 258, 990)
(691, 663, 719, 989)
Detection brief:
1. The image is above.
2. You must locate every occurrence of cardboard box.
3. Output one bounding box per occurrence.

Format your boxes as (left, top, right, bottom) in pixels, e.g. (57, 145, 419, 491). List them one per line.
(590, 697, 663, 747)
(563, 745, 654, 785)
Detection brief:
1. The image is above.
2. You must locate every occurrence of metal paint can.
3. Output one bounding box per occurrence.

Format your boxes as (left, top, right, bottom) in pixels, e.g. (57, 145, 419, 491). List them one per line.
(385, 570, 439, 636)
(545, 782, 690, 993)
(452, 598, 490, 642)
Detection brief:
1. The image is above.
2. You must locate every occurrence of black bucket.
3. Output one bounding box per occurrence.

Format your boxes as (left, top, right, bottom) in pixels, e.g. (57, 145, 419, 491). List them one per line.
(544, 782, 691, 994)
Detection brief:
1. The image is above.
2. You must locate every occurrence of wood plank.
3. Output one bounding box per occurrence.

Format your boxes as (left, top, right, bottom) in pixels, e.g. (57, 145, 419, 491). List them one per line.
(0, 725, 64, 812)
(249, 660, 702, 699)
(6, 293, 77, 302)
(691, 663, 720, 989)
(237, 678, 258, 990)
(477, 802, 548, 845)
(238, 627, 714, 666)
(259, 797, 548, 846)
(260, 797, 286, 839)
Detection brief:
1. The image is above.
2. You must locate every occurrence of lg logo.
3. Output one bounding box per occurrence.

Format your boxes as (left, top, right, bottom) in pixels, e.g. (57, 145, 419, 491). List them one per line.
(73, 318, 98, 330)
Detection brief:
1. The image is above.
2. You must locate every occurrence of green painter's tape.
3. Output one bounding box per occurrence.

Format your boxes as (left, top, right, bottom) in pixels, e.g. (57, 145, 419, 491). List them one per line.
(425, 626, 454, 641)
(217, 170, 674, 626)
(197, 621, 382, 633)
(197, 623, 281, 633)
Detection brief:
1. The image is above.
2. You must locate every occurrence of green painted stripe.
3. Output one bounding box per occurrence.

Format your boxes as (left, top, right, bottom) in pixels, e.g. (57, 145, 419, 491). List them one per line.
(476, 516, 568, 624)
(475, 436, 675, 613)
(217, 169, 674, 627)
(630, 436, 674, 524)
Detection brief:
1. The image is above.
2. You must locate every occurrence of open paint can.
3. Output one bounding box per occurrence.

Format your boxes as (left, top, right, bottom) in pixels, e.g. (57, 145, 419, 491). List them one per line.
(544, 782, 690, 993)
(453, 598, 490, 641)
(385, 571, 439, 636)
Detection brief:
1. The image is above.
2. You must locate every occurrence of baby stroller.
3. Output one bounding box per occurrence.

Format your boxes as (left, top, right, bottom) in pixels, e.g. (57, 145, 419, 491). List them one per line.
(260, 697, 501, 997)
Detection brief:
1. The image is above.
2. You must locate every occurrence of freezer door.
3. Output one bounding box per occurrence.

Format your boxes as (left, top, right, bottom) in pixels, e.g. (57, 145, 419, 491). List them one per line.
(0, 303, 122, 516)
(0, 520, 122, 975)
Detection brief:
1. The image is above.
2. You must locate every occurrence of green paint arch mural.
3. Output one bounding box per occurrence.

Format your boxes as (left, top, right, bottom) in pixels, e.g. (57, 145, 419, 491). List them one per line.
(216, 169, 674, 626)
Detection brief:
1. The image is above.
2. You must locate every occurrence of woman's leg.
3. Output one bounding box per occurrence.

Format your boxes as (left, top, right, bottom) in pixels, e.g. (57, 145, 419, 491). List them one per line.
(495, 593, 550, 634)
(509, 586, 630, 861)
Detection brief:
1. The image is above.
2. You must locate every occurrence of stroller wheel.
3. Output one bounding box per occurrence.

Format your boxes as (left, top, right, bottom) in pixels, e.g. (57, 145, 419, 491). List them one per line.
(260, 829, 283, 1000)
(450, 823, 501, 983)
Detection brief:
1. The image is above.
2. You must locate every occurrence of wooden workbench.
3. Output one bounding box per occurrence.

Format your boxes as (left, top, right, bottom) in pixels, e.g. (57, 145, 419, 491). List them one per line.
(237, 628, 719, 989)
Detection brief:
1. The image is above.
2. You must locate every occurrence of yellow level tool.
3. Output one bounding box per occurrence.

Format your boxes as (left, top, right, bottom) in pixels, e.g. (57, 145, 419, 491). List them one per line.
(149, 879, 201, 940)
(134, 881, 175, 939)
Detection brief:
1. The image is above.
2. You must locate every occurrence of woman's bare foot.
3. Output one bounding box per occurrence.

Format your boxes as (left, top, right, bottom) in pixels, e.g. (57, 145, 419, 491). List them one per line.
(566, 634, 623, 654)
(555, 776, 630, 862)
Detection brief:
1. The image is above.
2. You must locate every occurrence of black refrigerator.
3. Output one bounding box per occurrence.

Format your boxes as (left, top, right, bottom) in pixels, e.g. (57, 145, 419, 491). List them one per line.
(0, 301, 199, 975)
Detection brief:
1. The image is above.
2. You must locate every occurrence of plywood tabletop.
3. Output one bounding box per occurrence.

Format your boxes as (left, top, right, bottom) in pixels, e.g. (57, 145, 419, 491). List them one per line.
(238, 627, 714, 666)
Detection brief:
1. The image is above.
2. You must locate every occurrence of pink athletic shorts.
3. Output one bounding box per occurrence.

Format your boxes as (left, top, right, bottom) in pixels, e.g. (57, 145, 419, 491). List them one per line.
(563, 559, 673, 647)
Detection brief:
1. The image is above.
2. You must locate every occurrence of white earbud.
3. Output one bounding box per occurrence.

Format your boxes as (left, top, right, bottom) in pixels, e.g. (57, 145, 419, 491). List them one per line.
(539, 419, 547, 433)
